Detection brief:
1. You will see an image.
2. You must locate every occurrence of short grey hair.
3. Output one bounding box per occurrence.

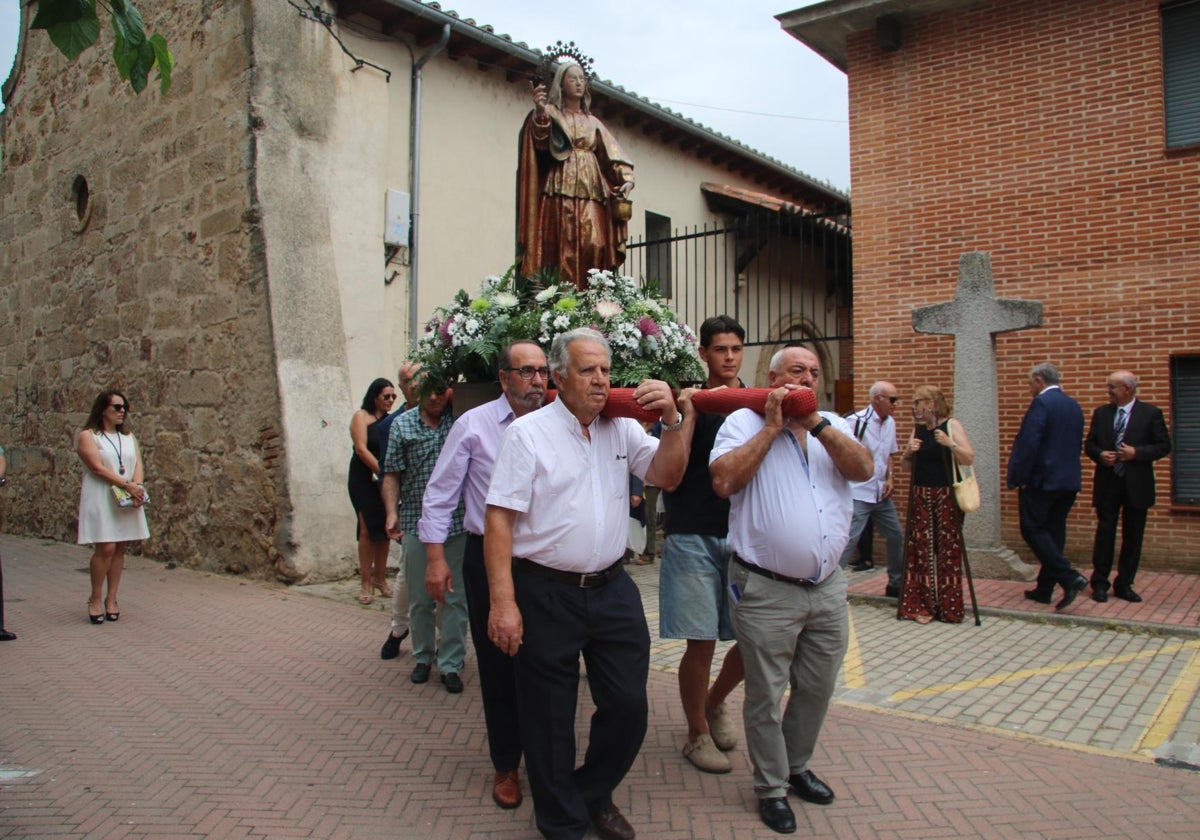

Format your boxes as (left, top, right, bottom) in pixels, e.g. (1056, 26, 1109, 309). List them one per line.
(769, 345, 815, 374)
(868, 381, 893, 400)
(548, 328, 610, 377)
(1030, 362, 1061, 386)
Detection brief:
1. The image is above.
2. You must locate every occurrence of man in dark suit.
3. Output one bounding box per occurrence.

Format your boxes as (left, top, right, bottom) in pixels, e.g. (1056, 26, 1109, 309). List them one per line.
(1007, 363, 1088, 610)
(1084, 370, 1172, 603)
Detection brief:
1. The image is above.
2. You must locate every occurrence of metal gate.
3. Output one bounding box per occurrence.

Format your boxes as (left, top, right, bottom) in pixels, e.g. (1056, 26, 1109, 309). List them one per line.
(625, 211, 852, 347)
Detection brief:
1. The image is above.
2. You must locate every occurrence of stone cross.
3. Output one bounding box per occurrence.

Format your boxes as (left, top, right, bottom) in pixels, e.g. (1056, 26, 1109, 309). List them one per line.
(912, 252, 1042, 562)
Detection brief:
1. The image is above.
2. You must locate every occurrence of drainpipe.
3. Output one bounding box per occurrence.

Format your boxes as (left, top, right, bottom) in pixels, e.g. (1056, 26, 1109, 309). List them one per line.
(408, 24, 451, 350)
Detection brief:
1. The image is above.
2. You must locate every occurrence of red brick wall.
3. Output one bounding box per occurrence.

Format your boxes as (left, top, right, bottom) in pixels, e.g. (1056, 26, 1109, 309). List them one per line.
(846, 0, 1200, 571)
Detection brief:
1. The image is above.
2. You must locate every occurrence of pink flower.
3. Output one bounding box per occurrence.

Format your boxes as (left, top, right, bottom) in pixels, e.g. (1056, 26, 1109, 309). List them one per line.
(638, 317, 661, 338)
(438, 319, 453, 345)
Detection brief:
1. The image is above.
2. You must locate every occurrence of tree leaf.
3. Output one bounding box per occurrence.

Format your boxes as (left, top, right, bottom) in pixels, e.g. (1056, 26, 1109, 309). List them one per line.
(126, 40, 156, 93)
(110, 0, 146, 48)
(39, 3, 101, 62)
(150, 34, 174, 95)
(30, 0, 93, 30)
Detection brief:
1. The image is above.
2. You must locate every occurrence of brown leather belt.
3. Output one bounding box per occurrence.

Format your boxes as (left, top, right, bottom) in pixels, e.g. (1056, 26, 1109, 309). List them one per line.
(515, 557, 623, 589)
(733, 553, 816, 588)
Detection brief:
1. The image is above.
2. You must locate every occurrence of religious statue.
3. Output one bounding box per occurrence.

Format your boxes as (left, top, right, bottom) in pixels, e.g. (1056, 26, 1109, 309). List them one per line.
(517, 43, 635, 290)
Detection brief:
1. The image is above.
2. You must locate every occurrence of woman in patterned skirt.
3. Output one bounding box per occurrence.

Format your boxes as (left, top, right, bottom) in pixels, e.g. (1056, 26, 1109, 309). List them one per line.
(898, 385, 975, 624)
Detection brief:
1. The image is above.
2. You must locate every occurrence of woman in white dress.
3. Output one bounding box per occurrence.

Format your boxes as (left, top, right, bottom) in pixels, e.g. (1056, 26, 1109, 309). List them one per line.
(76, 390, 149, 624)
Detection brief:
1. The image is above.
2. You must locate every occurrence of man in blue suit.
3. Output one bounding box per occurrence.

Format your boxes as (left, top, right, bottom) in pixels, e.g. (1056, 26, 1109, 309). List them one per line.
(1083, 370, 1172, 603)
(1006, 363, 1087, 610)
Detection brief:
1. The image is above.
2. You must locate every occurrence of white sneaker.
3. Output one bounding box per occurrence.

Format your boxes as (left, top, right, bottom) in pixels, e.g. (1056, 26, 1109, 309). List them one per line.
(705, 702, 738, 751)
(682, 733, 732, 774)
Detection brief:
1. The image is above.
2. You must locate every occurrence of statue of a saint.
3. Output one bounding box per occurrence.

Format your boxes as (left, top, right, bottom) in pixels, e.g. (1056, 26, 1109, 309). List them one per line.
(517, 57, 635, 290)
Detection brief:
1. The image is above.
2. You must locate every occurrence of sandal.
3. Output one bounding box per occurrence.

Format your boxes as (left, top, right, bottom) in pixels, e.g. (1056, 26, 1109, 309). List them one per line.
(357, 591, 374, 605)
(105, 600, 120, 622)
(88, 599, 105, 624)
(373, 582, 394, 598)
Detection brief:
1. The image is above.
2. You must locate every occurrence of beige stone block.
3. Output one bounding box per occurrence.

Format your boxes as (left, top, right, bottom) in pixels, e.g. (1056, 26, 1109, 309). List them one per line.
(195, 295, 237, 328)
(199, 206, 241, 239)
(185, 406, 228, 453)
(177, 371, 225, 408)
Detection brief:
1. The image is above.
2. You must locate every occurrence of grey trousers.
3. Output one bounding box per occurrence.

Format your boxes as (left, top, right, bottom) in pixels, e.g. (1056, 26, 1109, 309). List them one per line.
(839, 498, 905, 587)
(730, 562, 848, 799)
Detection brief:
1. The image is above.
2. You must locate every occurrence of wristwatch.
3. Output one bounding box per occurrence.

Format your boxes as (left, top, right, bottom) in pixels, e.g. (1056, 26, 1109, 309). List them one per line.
(810, 418, 831, 437)
(660, 411, 685, 432)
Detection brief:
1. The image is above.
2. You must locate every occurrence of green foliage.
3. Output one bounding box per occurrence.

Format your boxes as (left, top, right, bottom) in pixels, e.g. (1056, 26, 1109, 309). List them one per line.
(31, 0, 175, 95)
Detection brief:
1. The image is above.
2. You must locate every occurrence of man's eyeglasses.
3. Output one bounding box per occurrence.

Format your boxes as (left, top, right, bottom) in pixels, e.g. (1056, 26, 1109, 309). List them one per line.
(507, 366, 550, 381)
(888, 396, 900, 404)
(109, 404, 128, 412)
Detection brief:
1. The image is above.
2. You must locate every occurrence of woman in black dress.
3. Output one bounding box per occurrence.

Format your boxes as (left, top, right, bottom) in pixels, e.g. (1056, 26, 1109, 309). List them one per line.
(349, 378, 397, 604)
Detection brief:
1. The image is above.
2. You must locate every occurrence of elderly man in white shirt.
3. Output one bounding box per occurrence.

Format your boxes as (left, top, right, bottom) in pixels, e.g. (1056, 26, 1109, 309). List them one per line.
(484, 328, 688, 840)
(710, 345, 872, 836)
(840, 381, 905, 597)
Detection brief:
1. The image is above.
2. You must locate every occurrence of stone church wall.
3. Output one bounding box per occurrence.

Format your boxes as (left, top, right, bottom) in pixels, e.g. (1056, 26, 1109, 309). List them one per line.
(0, 1, 297, 579)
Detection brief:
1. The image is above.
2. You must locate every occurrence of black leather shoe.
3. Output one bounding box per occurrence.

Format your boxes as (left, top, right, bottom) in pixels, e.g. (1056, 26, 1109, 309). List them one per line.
(410, 662, 431, 684)
(1056, 575, 1088, 611)
(380, 629, 409, 660)
(1023, 589, 1052, 605)
(589, 803, 635, 840)
(1114, 587, 1143, 603)
(884, 585, 900, 598)
(758, 797, 796, 834)
(849, 559, 875, 572)
(441, 672, 463, 694)
(1091, 587, 1109, 603)
(0, 629, 16, 641)
(788, 769, 835, 805)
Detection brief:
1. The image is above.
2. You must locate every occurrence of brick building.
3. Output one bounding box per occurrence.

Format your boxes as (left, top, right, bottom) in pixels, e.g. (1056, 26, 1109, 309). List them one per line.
(781, 0, 1200, 572)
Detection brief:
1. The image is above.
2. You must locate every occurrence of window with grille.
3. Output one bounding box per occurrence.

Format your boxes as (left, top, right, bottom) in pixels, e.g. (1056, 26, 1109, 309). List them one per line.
(1163, 0, 1200, 148)
(1170, 354, 1200, 504)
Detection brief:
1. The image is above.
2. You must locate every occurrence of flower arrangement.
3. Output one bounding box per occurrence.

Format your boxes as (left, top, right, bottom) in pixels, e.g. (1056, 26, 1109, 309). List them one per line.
(415, 268, 705, 392)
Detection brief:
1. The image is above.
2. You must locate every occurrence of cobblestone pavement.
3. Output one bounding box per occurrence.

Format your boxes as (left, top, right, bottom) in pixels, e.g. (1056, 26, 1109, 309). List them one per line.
(2, 534, 1199, 839)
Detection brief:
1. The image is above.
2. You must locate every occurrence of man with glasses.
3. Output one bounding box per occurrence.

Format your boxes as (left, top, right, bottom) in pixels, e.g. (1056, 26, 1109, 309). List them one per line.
(839, 381, 905, 598)
(417, 340, 548, 810)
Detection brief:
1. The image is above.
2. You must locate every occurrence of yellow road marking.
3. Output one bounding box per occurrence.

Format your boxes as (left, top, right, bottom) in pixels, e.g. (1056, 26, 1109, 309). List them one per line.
(1134, 644, 1200, 753)
(842, 609, 866, 689)
(890, 640, 1200, 701)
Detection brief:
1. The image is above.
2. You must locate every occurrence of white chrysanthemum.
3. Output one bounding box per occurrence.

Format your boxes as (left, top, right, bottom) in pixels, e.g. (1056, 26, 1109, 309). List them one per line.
(535, 285, 559, 302)
(492, 292, 519, 308)
(553, 314, 570, 329)
(465, 317, 481, 335)
(594, 300, 624, 319)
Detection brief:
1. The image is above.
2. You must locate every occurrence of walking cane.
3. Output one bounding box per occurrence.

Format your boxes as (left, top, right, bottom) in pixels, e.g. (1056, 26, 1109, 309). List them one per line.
(959, 524, 981, 627)
(943, 426, 981, 627)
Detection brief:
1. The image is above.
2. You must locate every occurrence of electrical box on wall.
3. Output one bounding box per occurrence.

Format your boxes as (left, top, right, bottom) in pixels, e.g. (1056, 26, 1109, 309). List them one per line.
(384, 189, 411, 247)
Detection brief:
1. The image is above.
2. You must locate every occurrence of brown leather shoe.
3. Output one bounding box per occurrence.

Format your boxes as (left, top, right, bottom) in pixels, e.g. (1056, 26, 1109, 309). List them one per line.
(590, 803, 635, 840)
(492, 770, 522, 809)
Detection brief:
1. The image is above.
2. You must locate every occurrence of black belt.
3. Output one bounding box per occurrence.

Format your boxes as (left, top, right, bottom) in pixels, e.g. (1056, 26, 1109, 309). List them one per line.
(733, 553, 817, 588)
(515, 557, 623, 589)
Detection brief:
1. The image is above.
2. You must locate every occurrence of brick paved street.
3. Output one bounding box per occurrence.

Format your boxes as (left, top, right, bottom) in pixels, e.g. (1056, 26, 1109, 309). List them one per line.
(2, 534, 1199, 838)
